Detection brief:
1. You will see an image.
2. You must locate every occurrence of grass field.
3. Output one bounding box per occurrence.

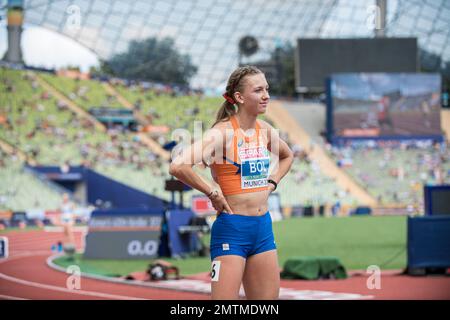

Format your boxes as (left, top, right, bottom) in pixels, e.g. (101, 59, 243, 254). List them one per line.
(0, 226, 42, 234)
(52, 215, 407, 277)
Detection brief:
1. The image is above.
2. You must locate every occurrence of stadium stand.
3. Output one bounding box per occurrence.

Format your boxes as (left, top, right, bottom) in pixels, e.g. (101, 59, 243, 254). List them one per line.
(0, 68, 168, 194)
(34, 73, 106, 132)
(0, 150, 64, 212)
(266, 100, 377, 206)
(327, 139, 450, 207)
(1, 67, 360, 214)
(39, 72, 123, 110)
(5, 66, 448, 214)
(277, 99, 450, 208)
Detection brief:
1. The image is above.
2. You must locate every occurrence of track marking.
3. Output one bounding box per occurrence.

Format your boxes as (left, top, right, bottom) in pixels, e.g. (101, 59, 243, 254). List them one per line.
(44, 226, 88, 233)
(0, 272, 147, 300)
(0, 251, 51, 263)
(0, 253, 147, 300)
(137, 278, 374, 300)
(0, 294, 29, 300)
(46, 254, 373, 300)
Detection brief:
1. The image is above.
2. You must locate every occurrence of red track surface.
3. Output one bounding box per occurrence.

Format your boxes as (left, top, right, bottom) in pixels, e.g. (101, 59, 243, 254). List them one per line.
(1, 229, 449, 300)
(0, 230, 207, 300)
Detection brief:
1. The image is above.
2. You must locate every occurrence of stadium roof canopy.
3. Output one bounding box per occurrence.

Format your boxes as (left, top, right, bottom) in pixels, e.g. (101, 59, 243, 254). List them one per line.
(2, 0, 450, 89)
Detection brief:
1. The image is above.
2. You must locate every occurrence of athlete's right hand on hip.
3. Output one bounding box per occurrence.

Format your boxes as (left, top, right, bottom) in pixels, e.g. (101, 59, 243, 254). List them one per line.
(208, 190, 234, 215)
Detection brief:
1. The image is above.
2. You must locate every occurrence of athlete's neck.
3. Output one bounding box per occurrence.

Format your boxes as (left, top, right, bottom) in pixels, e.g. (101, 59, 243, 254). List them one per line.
(235, 111, 257, 131)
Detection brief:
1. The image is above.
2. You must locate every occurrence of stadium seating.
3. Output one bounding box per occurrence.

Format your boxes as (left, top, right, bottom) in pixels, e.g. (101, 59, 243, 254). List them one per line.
(112, 81, 221, 140)
(279, 157, 357, 207)
(1, 67, 411, 213)
(39, 72, 123, 109)
(327, 141, 450, 206)
(0, 151, 64, 211)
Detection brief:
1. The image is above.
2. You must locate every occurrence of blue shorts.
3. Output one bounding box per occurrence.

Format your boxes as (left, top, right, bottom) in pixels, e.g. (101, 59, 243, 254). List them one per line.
(210, 211, 277, 261)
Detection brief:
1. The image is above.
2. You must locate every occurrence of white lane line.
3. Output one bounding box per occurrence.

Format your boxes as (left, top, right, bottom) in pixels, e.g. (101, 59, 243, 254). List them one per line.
(0, 253, 147, 300)
(8, 239, 83, 248)
(0, 272, 147, 300)
(46, 254, 372, 300)
(0, 251, 51, 264)
(0, 294, 29, 300)
(44, 226, 88, 232)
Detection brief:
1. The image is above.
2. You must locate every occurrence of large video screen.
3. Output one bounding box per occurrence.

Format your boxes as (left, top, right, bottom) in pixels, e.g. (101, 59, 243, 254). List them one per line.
(328, 73, 442, 140)
(296, 38, 418, 90)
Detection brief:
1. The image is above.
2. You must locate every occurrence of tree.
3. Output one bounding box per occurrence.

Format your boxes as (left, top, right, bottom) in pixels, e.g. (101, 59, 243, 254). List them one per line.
(105, 37, 197, 85)
(252, 42, 296, 97)
(90, 59, 115, 78)
(272, 43, 296, 97)
(419, 47, 450, 90)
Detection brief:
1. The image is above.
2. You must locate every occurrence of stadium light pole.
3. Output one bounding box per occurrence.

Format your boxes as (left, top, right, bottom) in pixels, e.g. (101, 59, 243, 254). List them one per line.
(2, 0, 24, 64)
(375, 0, 387, 38)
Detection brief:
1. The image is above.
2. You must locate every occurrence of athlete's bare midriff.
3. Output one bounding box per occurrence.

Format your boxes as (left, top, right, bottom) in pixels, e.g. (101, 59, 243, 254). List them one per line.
(225, 191, 269, 216)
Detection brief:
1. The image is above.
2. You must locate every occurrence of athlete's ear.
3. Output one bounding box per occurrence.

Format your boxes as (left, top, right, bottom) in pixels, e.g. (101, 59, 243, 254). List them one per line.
(234, 91, 244, 104)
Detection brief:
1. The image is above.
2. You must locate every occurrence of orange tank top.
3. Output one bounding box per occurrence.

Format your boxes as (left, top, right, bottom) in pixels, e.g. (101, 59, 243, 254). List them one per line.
(210, 115, 270, 196)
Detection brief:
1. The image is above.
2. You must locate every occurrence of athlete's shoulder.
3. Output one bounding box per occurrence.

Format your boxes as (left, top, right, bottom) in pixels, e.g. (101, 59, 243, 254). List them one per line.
(257, 118, 275, 130)
(211, 118, 233, 131)
(206, 118, 234, 144)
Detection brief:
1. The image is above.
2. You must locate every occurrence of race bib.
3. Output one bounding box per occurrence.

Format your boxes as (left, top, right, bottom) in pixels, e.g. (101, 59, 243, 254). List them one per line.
(239, 146, 270, 190)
